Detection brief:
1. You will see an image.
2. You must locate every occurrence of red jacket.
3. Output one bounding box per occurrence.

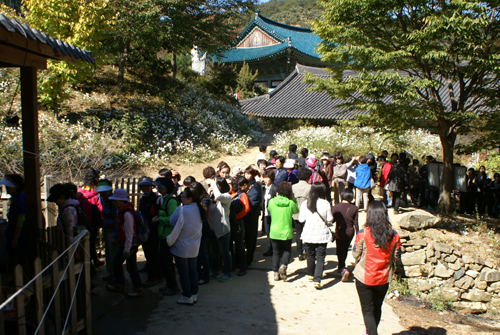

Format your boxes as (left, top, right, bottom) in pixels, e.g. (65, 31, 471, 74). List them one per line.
(379, 162, 392, 188)
(352, 227, 401, 286)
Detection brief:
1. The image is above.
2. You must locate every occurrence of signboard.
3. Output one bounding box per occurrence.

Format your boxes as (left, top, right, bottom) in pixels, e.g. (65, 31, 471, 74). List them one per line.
(453, 166, 467, 192)
(427, 163, 467, 192)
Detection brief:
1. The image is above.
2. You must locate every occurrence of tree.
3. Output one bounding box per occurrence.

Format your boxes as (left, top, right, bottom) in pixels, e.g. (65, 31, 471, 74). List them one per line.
(309, 0, 500, 211)
(23, 0, 110, 117)
(236, 61, 265, 99)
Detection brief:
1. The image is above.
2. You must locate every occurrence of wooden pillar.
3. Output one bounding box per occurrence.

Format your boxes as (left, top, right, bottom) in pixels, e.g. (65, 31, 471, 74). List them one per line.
(21, 66, 42, 261)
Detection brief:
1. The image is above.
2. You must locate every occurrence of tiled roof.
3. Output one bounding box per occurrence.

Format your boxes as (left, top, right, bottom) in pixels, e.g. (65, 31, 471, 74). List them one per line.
(217, 13, 322, 63)
(0, 13, 95, 64)
(239, 64, 368, 119)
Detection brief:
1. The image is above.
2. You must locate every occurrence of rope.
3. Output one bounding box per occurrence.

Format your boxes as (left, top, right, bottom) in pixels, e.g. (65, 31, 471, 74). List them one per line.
(61, 263, 85, 335)
(0, 230, 88, 310)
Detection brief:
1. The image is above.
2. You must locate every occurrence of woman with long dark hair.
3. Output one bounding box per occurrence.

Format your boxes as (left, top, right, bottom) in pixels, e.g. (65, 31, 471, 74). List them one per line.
(298, 182, 333, 289)
(243, 166, 262, 266)
(352, 201, 401, 335)
(168, 186, 207, 305)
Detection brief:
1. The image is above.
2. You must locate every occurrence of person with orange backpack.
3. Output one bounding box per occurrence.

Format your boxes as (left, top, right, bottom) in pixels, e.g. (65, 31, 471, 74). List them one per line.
(106, 189, 143, 297)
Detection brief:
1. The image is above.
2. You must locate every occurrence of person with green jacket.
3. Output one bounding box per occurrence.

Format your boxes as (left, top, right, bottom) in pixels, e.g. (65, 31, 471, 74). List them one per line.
(153, 178, 180, 296)
(268, 181, 299, 281)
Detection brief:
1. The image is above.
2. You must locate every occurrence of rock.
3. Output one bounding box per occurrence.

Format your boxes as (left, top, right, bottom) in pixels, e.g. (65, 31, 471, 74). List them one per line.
(406, 247, 415, 252)
(427, 256, 437, 264)
(398, 230, 410, 239)
(406, 238, 428, 247)
(400, 246, 406, 253)
(426, 246, 435, 258)
(452, 302, 487, 314)
(485, 270, 500, 282)
(479, 268, 493, 281)
(461, 289, 492, 302)
(453, 249, 462, 257)
(492, 297, 500, 306)
(422, 263, 435, 277)
(435, 250, 442, 259)
(466, 270, 479, 278)
(413, 245, 422, 250)
(398, 210, 441, 231)
(443, 277, 455, 287)
(474, 278, 488, 290)
(476, 258, 486, 265)
(435, 264, 454, 278)
(454, 267, 465, 280)
(433, 243, 453, 254)
(404, 265, 422, 277)
(444, 254, 457, 263)
(401, 249, 427, 266)
(455, 276, 474, 290)
(490, 282, 500, 291)
(449, 260, 462, 271)
(435, 287, 460, 302)
(469, 263, 483, 272)
(416, 279, 435, 292)
(485, 259, 495, 269)
(462, 255, 472, 264)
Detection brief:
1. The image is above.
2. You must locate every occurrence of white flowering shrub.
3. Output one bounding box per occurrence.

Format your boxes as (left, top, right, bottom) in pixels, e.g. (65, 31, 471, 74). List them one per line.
(272, 126, 442, 159)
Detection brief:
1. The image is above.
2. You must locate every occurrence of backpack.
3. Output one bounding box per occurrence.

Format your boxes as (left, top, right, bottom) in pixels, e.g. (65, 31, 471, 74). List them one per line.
(67, 205, 90, 229)
(123, 209, 150, 244)
(310, 171, 323, 184)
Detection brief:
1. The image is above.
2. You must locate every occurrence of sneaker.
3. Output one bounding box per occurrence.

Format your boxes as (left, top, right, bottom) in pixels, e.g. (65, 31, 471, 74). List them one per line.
(177, 296, 194, 305)
(219, 275, 233, 282)
(198, 279, 209, 285)
(209, 272, 220, 279)
(274, 272, 280, 281)
(298, 254, 305, 261)
(192, 294, 198, 303)
(128, 287, 144, 297)
(314, 281, 322, 290)
(143, 279, 159, 288)
(278, 264, 287, 281)
(160, 286, 181, 296)
(106, 283, 124, 293)
(307, 275, 314, 282)
(263, 250, 273, 256)
(341, 269, 350, 282)
(237, 269, 247, 276)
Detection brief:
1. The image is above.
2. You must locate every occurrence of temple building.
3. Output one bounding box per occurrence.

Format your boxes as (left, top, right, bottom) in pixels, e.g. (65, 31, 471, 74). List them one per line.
(217, 11, 326, 90)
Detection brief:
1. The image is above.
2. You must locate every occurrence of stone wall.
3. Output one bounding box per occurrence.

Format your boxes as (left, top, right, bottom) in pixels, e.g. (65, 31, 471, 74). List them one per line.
(398, 229, 500, 314)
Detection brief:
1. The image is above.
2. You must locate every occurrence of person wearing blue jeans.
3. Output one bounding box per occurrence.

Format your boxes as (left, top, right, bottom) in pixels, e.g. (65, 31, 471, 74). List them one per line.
(174, 255, 199, 301)
(209, 232, 232, 279)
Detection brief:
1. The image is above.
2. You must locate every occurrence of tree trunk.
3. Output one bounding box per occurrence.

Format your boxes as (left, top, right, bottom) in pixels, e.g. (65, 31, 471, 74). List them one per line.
(437, 120, 457, 212)
(118, 42, 129, 87)
(170, 51, 177, 78)
(53, 102, 59, 121)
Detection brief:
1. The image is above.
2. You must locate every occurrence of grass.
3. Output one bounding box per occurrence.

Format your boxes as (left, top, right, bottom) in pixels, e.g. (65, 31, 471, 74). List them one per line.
(426, 291, 453, 311)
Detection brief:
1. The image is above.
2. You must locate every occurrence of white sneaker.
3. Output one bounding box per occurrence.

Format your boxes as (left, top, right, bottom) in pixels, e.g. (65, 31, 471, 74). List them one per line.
(192, 294, 198, 303)
(177, 296, 194, 305)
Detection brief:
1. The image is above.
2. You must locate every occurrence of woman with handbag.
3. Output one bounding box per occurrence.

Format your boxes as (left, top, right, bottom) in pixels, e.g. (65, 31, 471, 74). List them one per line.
(298, 182, 333, 289)
(352, 201, 401, 335)
(332, 188, 359, 282)
(167, 186, 207, 305)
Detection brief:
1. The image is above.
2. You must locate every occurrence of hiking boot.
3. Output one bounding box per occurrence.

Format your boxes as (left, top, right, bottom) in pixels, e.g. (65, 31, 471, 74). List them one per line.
(143, 279, 159, 288)
(160, 286, 181, 296)
(106, 283, 124, 293)
(219, 274, 233, 283)
(314, 281, 322, 290)
(278, 264, 287, 281)
(192, 294, 198, 303)
(274, 272, 280, 281)
(263, 250, 273, 256)
(177, 296, 194, 305)
(307, 275, 314, 282)
(128, 287, 144, 297)
(237, 268, 247, 276)
(341, 269, 350, 282)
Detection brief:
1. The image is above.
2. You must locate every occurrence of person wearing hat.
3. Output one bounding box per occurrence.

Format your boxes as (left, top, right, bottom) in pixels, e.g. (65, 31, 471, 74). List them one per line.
(0, 174, 28, 272)
(284, 159, 299, 185)
(106, 189, 143, 297)
(95, 179, 118, 281)
(47, 183, 81, 239)
(153, 178, 181, 296)
(137, 177, 160, 288)
(305, 156, 322, 184)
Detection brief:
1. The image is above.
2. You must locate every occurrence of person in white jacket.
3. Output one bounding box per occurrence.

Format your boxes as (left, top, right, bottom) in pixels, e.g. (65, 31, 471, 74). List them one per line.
(206, 178, 233, 282)
(299, 182, 333, 289)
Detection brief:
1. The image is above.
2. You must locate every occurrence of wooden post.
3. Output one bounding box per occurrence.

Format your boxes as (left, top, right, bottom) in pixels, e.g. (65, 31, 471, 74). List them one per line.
(51, 251, 62, 335)
(14, 265, 26, 335)
(34, 258, 44, 335)
(21, 66, 42, 262)
(83, 238, 92, 335)
(68, 245, 77, 335)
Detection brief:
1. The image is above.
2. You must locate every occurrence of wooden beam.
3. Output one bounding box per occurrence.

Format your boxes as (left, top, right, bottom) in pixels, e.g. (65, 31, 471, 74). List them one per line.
(0, 44, 46, 69)
(21, 66, 43, 262)
(0, 26, 77, 64)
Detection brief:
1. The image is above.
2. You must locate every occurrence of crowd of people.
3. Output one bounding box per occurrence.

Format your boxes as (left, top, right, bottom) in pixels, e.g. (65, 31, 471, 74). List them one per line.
(1, 143, 498, 335)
